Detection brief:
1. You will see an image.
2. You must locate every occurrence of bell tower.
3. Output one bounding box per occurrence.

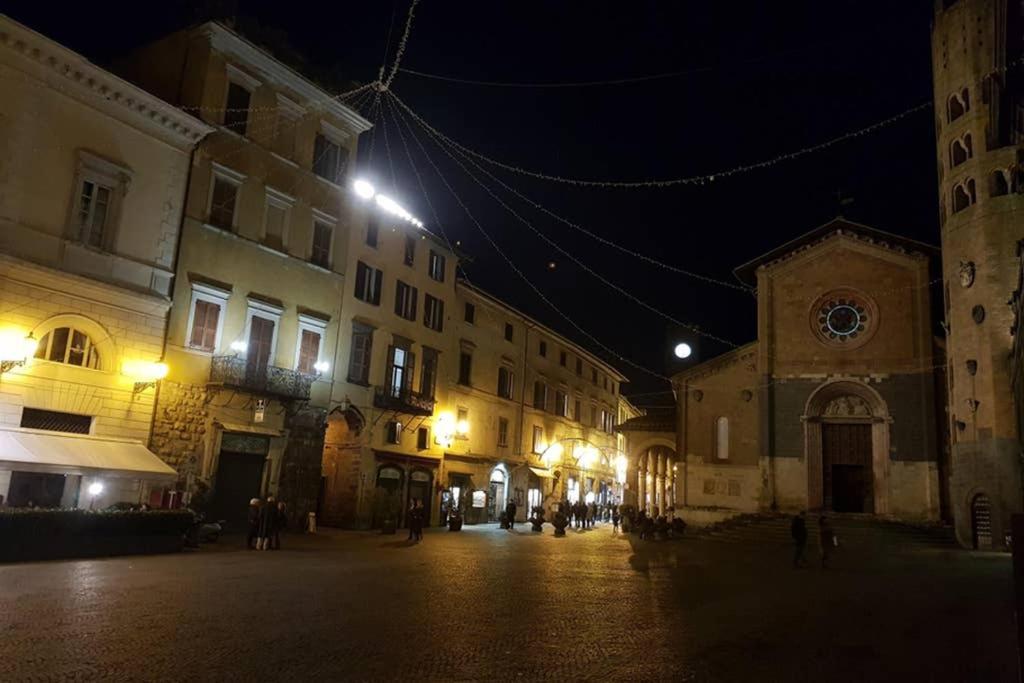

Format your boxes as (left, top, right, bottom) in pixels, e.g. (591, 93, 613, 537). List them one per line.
(931, 0, 1024, 549)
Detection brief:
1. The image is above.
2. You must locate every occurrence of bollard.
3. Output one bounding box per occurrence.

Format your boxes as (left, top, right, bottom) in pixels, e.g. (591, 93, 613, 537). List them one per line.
(307, 511, 317, 534)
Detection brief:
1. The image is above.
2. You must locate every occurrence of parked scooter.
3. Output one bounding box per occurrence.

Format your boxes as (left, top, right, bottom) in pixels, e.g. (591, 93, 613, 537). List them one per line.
(184, 512, 226, 547)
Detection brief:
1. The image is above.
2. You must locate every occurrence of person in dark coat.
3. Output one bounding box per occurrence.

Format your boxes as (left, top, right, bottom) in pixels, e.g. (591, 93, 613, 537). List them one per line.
(258, 495, 277, 551)
(247, 498, 262, 550)
(819, 515, 836, 569)
(505, 500, 518, 531)
(408, 499, 418, 540)
(411, 499, 424, 542)
(612, 507, 621, 532)
(274, 501, 288, 550)
(791, 511, 808, 568)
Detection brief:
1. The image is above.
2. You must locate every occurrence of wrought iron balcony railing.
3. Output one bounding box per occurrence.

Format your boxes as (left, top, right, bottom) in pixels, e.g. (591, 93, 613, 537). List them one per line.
(373, 385, 435, 416)
(209, 355, 314, 401)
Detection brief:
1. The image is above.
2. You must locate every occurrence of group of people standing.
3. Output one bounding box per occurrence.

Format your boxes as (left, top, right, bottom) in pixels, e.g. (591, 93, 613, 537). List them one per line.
(406, 498, 425, 542)
(790, 511, 836, 569)
(563, 500, 608, 529)
(247, 496, 288, 550)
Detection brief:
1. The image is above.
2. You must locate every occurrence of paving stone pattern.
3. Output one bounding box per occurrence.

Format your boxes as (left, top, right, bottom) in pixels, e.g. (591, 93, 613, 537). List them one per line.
(0, 521, 1015, 682)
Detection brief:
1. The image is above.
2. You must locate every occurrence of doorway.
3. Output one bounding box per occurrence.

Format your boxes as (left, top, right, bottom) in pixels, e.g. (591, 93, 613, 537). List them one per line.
(407, 469, 432, 527)
(971, 493, 993, 550)
(211, 451, 266, 526)
(489, 468, 506, 522)
(822, 423, 873, 513)
(373, 465, 404, 528)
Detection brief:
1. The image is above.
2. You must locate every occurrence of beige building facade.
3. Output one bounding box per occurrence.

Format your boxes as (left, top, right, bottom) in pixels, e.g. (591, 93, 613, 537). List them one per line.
(119, 22, 370, 525)
(931, 0, 1024, 549)
(642, 220, 945, 526)
(0, 16, 210, 508)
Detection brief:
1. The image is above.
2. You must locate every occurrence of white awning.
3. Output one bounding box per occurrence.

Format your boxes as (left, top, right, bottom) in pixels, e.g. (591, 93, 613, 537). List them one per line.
(0, 428, 178, 481)
(528, 466, 556, 479)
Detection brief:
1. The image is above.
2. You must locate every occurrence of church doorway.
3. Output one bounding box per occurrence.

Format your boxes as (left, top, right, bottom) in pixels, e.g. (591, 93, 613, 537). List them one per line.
(822, 423, 873, 513)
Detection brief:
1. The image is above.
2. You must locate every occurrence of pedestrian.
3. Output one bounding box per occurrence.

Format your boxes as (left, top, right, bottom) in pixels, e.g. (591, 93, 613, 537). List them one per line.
(506, 499, 518, 531)
(258, 495, 277, 550)
(247, 497, 262, 550)
(819, 515, 836, 569)
(791, 510, 808, 568)
(408, 499, 418, 541)
(612, 507, 620, 533)
(411, 499, 424, 542)
(274, 501, 288, 550)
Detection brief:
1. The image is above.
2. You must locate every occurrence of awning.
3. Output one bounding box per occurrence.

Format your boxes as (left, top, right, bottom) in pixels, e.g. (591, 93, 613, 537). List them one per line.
(0, 428, 178, 481)
(529, 466, 556, 479)
(217, 421, 285, 437)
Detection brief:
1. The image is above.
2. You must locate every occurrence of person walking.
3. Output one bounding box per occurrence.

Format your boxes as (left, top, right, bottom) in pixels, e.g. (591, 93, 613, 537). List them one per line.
(819, 515, 836, 569)
(257, 495, 277, 550)
(411, 499, 424, 542)
(273, 501, 288, 550)
(790, 511, 808, 568)
(407, 499, 418, 541)
(246, 498, 262, 550)
(506, 499, 518, 531)
(612, 507, 621, 533)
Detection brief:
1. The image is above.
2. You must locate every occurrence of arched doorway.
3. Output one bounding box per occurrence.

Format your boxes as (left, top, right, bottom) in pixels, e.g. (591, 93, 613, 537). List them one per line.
(488, 466, 507, 521)
(971, 493, 992, 550)
(407, 469, 433, 527)
(803, 381, 891, 514)
(373, 465, 404, 528)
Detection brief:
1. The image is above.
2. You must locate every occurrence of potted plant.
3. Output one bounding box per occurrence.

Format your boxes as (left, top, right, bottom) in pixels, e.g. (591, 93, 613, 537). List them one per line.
(529, 505, 545, 532)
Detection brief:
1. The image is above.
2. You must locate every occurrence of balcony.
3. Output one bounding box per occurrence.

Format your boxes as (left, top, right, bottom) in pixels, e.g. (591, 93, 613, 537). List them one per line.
(373, 385, 435, 417)
(209, 355, 314, 401)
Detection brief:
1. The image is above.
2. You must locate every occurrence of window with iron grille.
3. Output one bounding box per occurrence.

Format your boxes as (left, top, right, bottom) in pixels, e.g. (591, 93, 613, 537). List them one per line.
(20, 407, 92, 434)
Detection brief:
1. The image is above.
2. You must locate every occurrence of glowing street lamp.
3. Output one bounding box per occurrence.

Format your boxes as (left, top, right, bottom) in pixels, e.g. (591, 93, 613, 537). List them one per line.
(0, 330, 37, 375)
(87, 481, 104, 510)
(674, 342, 692, 359)
(123, 359, 169, 395)
(353, 179, 376, 200)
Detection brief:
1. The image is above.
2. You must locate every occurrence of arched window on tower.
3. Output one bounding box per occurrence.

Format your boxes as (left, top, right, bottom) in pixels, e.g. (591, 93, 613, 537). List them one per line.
(990, 169, 1010, 197)
(715, 417, 729, 461)
(948, 90, 968, 123)
(952, 178, 977, 213)
(950, 137, 970, 167)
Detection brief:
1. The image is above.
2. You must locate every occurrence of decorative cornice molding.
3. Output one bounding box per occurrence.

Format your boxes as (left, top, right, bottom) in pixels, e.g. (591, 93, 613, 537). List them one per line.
(0, 15, 213, 147)
(200, 22, 372, 134)
(756, 229, 930, 276)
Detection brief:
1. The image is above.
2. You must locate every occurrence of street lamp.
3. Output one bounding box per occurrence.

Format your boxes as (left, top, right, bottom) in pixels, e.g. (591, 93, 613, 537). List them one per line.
(87, 481, 104, 510)
(123, 359, 169, 395)
(674, 342, 692, 359)
(0, 331, 37, 376)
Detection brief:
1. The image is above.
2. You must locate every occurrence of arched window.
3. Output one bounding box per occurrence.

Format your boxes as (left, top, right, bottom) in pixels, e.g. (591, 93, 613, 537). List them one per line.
(952, 178, 976, 213)
(715, 417, 729, 460)
(990, 169, 1010, 197)
(33, 327, 101, 369)
(947, 88, 969, 123)
(950, 134, 972, 167)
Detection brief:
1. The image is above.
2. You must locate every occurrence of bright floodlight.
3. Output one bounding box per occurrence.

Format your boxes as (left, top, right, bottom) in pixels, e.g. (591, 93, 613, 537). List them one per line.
(374, 193, 425, 229)
(88, 482, 103, 496)
(353, 179, 375, 200)
(230, 340, 247, 353)
(314, 361, 330, 373)
(674, 342, 692, 359)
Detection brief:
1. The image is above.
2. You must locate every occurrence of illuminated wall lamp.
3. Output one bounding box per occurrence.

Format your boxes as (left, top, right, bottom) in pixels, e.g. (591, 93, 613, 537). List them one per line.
(0, 332, 36, 376)
(124, 360, 169, 395)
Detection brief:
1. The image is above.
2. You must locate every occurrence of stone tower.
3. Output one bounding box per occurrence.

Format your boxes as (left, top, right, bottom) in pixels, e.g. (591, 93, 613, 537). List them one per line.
(931, 0, 1024, 548)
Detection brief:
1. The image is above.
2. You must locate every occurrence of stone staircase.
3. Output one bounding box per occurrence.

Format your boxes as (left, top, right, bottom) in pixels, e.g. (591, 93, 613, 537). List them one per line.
(683, 512, 959, 551)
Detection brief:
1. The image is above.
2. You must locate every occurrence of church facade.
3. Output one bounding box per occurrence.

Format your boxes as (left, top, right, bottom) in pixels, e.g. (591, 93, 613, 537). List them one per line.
(656, 219, 947, 525)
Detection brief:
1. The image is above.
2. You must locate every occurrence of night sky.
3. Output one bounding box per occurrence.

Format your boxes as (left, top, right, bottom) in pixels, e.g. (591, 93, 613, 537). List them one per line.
(9, 1, 940, 403)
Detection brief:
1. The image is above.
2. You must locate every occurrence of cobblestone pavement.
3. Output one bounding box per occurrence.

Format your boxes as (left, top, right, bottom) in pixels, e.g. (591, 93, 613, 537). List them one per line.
(0, 523, 1015, 682)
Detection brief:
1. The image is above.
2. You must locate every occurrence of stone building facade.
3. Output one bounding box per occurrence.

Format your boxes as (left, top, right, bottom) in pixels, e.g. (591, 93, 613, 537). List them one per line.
(119, 22, 370, 526)
(931, 0, 1024, 549)
(0, 16, 210, 508)
(658, 219, 945, 525)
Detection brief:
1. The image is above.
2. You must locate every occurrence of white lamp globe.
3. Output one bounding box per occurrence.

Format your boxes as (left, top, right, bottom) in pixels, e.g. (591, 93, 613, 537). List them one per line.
(674, 343, 692, 359)
(88, 482, 104, 496)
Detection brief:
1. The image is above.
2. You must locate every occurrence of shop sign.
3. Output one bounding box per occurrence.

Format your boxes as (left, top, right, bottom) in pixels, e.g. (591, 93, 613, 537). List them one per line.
(472, 490, 486, 508)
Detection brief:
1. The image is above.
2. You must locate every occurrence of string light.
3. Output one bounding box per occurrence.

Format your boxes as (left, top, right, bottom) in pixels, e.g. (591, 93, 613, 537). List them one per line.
(380, 0, 421, 91)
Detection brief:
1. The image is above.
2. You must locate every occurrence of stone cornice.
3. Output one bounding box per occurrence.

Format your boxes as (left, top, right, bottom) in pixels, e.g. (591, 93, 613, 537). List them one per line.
(199, 22, 372, 134)
(755, 228, 930, 278)
(0, 15, 213, 148)
(672, 341, 759, 384)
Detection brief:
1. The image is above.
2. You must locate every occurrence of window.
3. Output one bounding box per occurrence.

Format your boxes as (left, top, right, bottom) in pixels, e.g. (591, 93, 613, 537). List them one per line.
(385, 420, 402, 444)
(533, 381, 547, 410)
(424, 294, 444, 332)
(420, 347, 438, 398)
(591, 368, 598, 384)
(311, 219, 333, 269)
(366, 214, 379, 248)
(394, 280, 418, 321)
(464, 302, 476, 324)
(532, 425, 544, 453)
(20, 407, 91, 434)
(347, 322, 374, 384)
(223, 82, 251, 135)
(458, 351, 472, 386)
(950, 134, 972, 167)
(295, 314, 327, 375)
(716, 416, 729, 460)
(498, 366, 514, 400)
(243, 299, 282, 373)
(186, 281, 229, 353)
(386, 345, 414, 397)
(990, 169, 1010, 197)
(590, 404, 598, 428)
(952, 178, 977, 213)
(404, 234, 416, 265)
(34, 327, 100, 369)
(504, 323, 514, 342)
(77, 180, 112, 248)
(417, 427, 429, 450)
(208, 165, 244, 231)
(498, 417, 509, 447)
(573, 399, 581, 422)
(555, 390, 568, 417)
(312, 131, 349, 185)
(575, 358, 582, 376)
(539, 340, 547, 357)
(559, 351, 567, 367)
(603, 376, 608, 391)
(457, 407, 469, 440)
(428, 250, 446, 282)
(354, 261, 383, 305)
(263, 188, 293, 251)
(948, 88, 969, 123)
